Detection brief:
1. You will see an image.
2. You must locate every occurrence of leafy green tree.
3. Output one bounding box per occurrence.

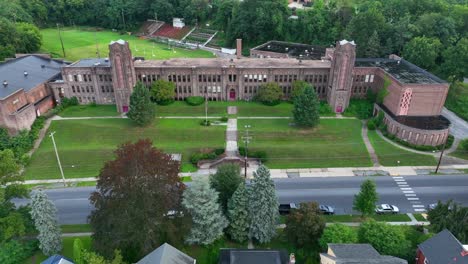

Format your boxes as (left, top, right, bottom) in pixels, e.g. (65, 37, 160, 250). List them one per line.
(353, 179, 378, 216)
(441, 38, 468, 81)
(291, 80, 311, 101)
(364, 30, 380, 58)
(376, 76, 391, 104)
(285, 202, 325, 249)
(293, 86, 320, 127)
(0, 149, 19, 182)
(73, 238, 83, 264)
(90, 139, 188, 261)
(127, 82, 155, 126)
(358, 220, 411, 257)
(150, 79, 175, 105)
(256, 82, 283, 106)
(319, 223, 358, 250)
(183, 177, 228, 245)
(403, 37, 442, 71)
(249, 165, 279, 243)
(227, 182, 250, 243)
(210, 163, 243, 211)
(427, 200, 468, 243)
(30, 190, 62, 256)
(415, 13, 456, 44)
(15, 23, 42, 54)
(81, 249, 126, 264)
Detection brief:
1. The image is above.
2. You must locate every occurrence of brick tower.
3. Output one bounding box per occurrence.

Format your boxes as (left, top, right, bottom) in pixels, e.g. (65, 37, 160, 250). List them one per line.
(109, 40, 136, 113)
(327, 40, 356, 113)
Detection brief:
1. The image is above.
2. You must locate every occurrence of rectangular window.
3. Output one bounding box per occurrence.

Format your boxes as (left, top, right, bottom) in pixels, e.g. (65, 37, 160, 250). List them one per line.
(188, 86, 192, 93)
(99, 75, 103, 82)
(73, 75, 78, 82)
(86, 86, 90, 93)
(199, 75, 202, 82)
(233, 75, 236, 82)
(324, 75, 328, 83)
(83, 75, 87, 82)
(229, 74, 232, 82)
(88, 75, 92, 82)
(90, 87, 94, 93)
(244, 75, 248, 82)
(182, 75, 186, 82)
(203, 75, 207, 82)
(275, 75, 278, 82)
(370, 75, 375, 83)
(101, 86, 105, 92)
(245, 86, 248, 93)
(177, 75, 181, 82)
(72, 86, 76, 93)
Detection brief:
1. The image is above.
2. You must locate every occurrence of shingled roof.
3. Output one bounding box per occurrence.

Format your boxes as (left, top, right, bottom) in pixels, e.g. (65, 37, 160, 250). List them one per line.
(320, 244, 407, 264)
(418, 229, 468, 264)
(136, 243, 195, 264)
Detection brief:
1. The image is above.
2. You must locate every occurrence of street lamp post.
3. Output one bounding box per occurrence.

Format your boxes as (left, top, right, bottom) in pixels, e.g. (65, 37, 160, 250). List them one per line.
(242, 125, 251, 178)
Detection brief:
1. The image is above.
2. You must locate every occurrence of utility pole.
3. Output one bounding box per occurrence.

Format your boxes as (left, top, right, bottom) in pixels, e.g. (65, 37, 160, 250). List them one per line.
(242, 125, 252, 178)
(57, 23, 66, 58)
(204, 93, 208, 125)
(49, 132, 66, 186)
(435, 139, 447, 174)
(94, 30, 100, 58)
(121, 8, 126, 31)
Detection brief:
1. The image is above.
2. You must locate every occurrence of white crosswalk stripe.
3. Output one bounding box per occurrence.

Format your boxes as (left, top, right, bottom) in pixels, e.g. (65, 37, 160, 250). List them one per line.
(412, 205, 425, 208)
(408, 197, 420, 200)
(400, 187, 412, 190)
(414, 209, 426, 212)
(391, 176, 425, 212)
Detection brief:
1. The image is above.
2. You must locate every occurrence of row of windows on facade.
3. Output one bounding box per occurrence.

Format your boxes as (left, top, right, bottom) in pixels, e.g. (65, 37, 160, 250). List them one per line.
(77, 96, 96, 103)
(68, 74, 112, 83)
(71, 85, 94, 93)
(354, 74, 375, 83)
(352, 86, 370, 94)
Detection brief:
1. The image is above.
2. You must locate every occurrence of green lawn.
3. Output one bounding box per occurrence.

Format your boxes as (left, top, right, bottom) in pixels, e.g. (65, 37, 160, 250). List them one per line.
(59, 105, 119, 117)
(24, 118, 225, 180)
(450, 143, 468, 160)
(61, 224, 92, 233)
(367, 130, 437, 166)
(40, 28, 215, 61)
(156, 101, 229, 117)
(413, 214, 427, 221)
(23, 236, 91, 264)
(238, 119, 372, 168)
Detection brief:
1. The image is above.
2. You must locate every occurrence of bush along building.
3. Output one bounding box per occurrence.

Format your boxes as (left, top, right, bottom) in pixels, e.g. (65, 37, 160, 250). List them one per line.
(2, 39, 449, 146)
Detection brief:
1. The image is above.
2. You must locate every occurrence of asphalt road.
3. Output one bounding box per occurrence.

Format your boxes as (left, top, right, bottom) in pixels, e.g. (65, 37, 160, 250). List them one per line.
(13, 174, 468, 224)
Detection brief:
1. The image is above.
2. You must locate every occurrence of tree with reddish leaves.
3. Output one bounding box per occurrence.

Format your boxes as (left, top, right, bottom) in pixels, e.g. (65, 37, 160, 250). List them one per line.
(89, 139, 190, 262)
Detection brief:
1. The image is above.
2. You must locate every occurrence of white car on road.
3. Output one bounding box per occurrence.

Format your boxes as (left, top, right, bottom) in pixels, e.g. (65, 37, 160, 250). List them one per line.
(375, 204, 399, 214)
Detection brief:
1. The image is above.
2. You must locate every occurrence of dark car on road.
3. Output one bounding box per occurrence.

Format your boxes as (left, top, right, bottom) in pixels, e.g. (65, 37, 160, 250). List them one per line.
(279, 203, 297, 215)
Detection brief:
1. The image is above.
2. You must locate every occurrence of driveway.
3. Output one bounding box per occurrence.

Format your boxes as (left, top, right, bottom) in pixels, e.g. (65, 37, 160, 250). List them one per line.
(442, 108, 468, 139)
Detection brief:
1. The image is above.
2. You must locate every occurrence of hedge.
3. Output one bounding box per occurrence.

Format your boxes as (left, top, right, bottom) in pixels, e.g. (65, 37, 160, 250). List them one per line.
(190, 148, 225, 164)
(186, 96, 205, 106)
(238, 146, 268, 162)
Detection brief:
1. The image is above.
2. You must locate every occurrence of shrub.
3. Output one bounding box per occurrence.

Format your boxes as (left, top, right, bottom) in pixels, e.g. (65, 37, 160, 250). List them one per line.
(256, 82, 283, 106)
(319, 102, 334, 116)
(367, 119, 376, 130)
(61, 96, 79, 108)
(200, 120, 211, 126)
(343, 99, 373, 119)
(186, 96, 205, 106)
(214, 148, 225, 156)
(190, 149, 222, 164)
(150, 79, 175, 105)
(461, 139, 468, 151)
(238, 147, 268, 162)
(220, 116, 228, 122)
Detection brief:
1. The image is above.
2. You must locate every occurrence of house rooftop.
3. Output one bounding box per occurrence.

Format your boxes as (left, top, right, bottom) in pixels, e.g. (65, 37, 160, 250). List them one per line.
(219, 248, 289, 264)
(0, 55, 67, 100)
(136, 243, 195, 264)
(418, 229, 468, 264)
(320, 244, 407, 264)
(251, 40, 326, 60)
(355, 58, 446, 84)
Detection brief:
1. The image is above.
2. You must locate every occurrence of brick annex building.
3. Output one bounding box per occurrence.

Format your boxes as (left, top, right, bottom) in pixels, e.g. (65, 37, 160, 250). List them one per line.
(1, 39, 450, 146)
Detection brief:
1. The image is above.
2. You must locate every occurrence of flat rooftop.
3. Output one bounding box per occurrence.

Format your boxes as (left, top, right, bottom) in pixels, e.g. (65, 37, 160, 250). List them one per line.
(0, 55, 67, 100)
(135, 57, 331, 69)
(68, 58, 111, 68)
(379, 104, 450, 130)
(355, 58, 446, 84)
(252, 40, 326, 60)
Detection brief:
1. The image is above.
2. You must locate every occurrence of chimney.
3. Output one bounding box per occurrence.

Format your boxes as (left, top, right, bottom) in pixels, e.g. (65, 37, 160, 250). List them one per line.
(289, 253, 296, 264)
(24, 71, 28, 77)
(3, 80, 8, 88)
(236, 39, 242, 59)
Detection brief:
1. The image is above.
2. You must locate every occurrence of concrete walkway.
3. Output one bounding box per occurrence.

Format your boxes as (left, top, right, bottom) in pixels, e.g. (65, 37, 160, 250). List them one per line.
(442, 107, 468, 139)
(226, 118, 238, 157)
(61, 232, 93, 237)
(361, 121, 380, 166)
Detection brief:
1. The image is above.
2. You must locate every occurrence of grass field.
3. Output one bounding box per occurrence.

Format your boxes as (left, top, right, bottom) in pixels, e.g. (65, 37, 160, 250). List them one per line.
(23, 236, 92, 264)
(367, 130, 437, 166)
(238, 119, 372, 168)
(24, 118, 225, 180)
(40, 28, 215, 61)
(59, 105, 119, 117)
(450, 143, 468, 160)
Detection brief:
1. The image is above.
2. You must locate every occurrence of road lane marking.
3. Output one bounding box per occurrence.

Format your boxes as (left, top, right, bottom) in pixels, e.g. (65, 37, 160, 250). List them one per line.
(412, 205, 425, 208)
(400, 187, 412, 190)
(392, 177, 403, 179)
(414, 209, 426, 212)
(396, 182, 408, 185)
(405, 194, 417, 196)
(407, 198, 419, 200)
(403, 190, 415, 193)
(394, 179, 406, 182)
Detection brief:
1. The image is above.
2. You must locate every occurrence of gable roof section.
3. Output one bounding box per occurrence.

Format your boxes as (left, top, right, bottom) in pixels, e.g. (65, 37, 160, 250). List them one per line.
(41, 255, 74, 264)
(0, 55, 67, 100)
(418, 229, 468, 263)
(136, 243, 195, 264)
(321, 244, 407, 264)
(218, 248, 289, 264)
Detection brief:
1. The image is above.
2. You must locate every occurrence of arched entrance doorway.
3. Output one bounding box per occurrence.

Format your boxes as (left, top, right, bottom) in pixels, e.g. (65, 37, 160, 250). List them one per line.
(229, 89, 236, 101)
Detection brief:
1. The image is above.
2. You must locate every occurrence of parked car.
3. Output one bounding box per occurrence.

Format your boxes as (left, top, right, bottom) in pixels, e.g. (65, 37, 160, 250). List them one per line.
(319, 205, 335, 215)
(279, 203, 297, 215)
(375, 204, 399, 214)
(427, 202, 453, 211)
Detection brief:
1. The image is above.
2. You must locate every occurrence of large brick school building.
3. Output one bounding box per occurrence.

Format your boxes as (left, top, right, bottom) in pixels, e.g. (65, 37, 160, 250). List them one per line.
(1, 40, 450, 146)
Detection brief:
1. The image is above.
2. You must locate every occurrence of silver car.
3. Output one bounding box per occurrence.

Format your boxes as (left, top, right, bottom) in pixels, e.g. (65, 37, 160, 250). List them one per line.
(319, 205, 335, 215)
(375, 204, 399, 214)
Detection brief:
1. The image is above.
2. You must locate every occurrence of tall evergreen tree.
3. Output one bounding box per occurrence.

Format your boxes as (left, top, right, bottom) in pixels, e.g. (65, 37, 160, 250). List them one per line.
(127, 82, 155, 127)
(227, 182, 250, 243)
(353, 179, 378, 216)
(292, 86, 320, 127)
(30, 190, 62, 256)
(249, 165, 279, 243)
(210, 163, 243, 211)
(365, 30, 380, 58)
(182, 177, 228, 245)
